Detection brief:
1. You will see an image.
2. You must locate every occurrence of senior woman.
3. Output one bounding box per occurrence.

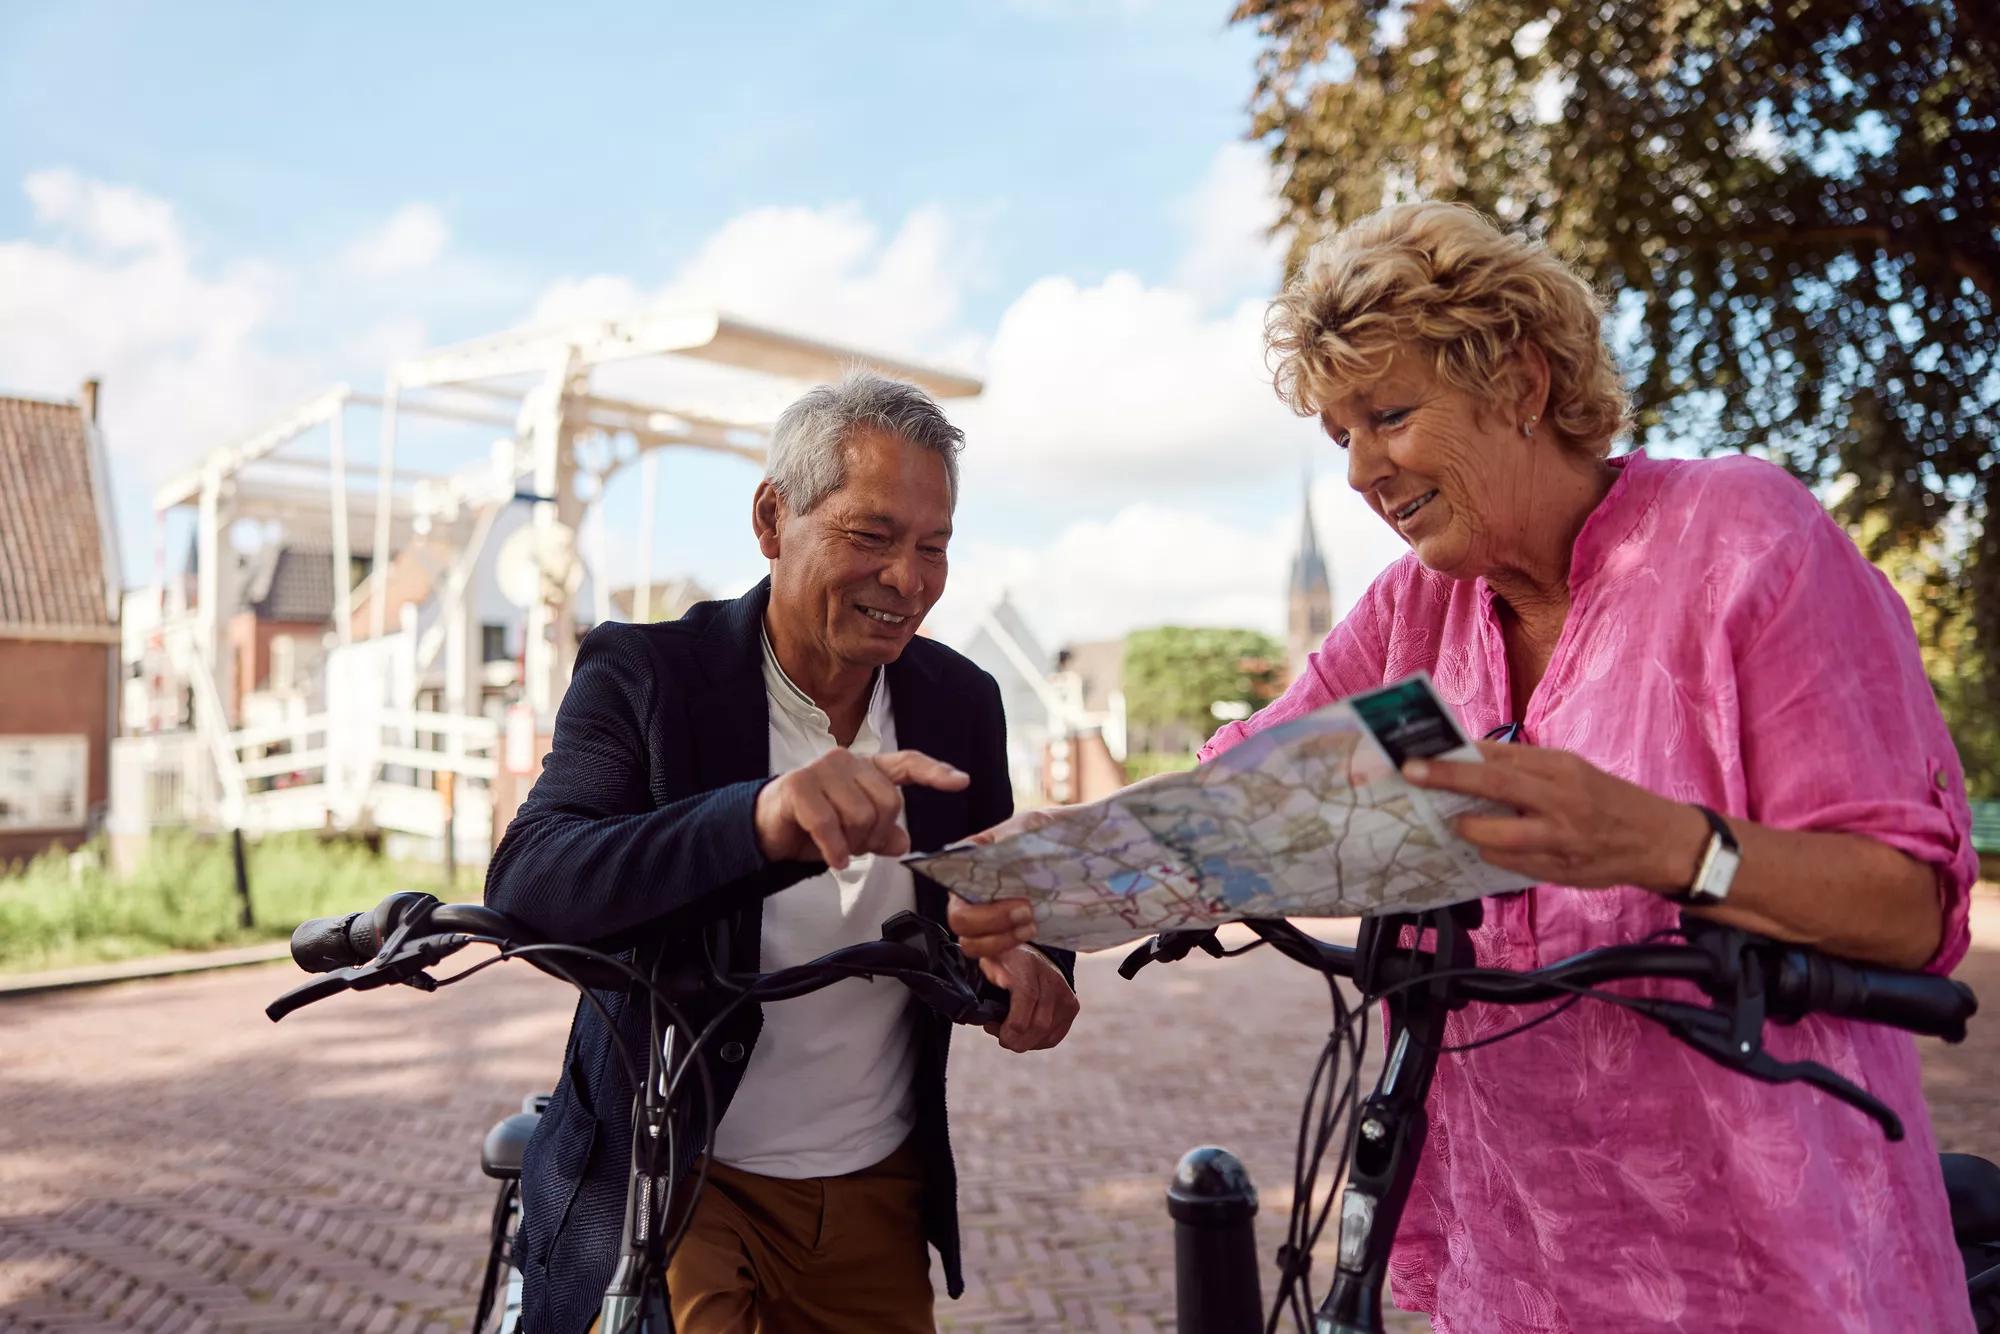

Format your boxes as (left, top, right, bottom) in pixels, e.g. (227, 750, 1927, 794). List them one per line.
(953, 201, 1977, 1331)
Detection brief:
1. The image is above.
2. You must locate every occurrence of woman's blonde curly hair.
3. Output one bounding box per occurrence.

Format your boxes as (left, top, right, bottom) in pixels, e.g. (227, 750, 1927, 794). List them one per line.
(1267, 201, 1630, 455)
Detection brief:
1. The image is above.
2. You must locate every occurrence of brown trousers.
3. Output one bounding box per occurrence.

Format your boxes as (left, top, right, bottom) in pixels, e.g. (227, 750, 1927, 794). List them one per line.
(635, 1137, 936, 1333)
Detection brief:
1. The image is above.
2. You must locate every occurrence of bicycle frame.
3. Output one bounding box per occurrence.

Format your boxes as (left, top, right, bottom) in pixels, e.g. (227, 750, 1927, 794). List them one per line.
(598, 1052, 680, 1334)
(1313, 902, 1479, 1334)
(1154, 903, 1989, 1334)
(273, 899, 1005, 1334)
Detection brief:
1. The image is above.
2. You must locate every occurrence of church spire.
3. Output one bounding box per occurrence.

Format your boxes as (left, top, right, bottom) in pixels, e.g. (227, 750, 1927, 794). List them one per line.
(1286, 459, 1333, 680)
(1290, 462, 1328, 598)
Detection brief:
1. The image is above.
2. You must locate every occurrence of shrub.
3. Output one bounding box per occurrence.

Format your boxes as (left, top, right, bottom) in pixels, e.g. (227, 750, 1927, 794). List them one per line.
(0, 832, 473, 974)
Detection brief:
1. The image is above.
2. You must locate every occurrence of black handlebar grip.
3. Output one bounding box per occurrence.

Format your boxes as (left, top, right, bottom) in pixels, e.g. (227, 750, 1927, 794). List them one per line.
(289, 911, 380, 974)
(1775, 951, 1978, 1041)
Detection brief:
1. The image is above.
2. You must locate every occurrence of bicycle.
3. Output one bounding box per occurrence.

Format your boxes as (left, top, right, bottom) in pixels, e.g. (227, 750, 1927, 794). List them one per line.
(1120, 901, 2000, 1334)
(267, 890, 1011, 1334)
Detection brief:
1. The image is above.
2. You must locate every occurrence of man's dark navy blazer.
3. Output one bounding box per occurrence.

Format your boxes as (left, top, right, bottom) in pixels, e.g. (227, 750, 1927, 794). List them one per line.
(485, 578, 1070, 1334)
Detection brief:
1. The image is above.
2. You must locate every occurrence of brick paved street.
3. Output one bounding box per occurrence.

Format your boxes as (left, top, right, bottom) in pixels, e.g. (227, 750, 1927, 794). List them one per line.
(2, 904, 1995, 1333)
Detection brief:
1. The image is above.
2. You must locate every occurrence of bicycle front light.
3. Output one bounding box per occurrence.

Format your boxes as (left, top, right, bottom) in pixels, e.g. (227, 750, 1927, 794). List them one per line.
(1336, 1187, 1377, 1272)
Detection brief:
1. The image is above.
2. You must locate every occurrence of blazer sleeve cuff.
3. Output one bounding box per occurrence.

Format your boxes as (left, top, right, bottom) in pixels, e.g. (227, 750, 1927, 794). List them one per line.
(1029, 942, 1077, 989)
(708, 776, 827, 903)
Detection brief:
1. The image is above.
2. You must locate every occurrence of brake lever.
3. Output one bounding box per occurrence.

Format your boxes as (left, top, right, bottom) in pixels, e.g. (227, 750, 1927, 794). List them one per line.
(1118, 929, 1225, 980)
(1654, 1003, 1906, 1141)
(265, 969, 359, 1022)
(349, 934, 469, 992)
(262, 934, 465, 1022)
(882, 909, 952, 962)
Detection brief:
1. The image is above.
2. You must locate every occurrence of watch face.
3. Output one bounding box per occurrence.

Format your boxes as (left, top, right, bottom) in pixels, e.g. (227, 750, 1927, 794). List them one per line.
(1697, 844, 1741, 901)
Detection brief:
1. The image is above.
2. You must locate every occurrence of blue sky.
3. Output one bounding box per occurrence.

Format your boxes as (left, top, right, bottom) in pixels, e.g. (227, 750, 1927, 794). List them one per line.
(0, 1, 1409, 648)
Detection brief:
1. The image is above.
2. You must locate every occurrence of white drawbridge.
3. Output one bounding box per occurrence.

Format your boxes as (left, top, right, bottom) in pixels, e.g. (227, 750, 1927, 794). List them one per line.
(113, 310, 979, 853)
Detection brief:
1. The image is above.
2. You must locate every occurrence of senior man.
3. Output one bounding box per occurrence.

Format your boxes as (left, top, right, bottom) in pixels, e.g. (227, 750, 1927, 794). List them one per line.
(485, 370, 1079, 1334)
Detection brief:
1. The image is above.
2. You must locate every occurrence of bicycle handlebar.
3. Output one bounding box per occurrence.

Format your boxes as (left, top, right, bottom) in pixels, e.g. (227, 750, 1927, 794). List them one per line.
(288, 909, 381, 973)
(1121, 918, 1976, 1042)
(289, 894, 524, 974)
(273, 893, 1011, 1029)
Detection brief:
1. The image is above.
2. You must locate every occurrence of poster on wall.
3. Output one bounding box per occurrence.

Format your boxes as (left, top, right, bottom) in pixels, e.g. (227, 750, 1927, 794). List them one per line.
(0, 735, 88, 831)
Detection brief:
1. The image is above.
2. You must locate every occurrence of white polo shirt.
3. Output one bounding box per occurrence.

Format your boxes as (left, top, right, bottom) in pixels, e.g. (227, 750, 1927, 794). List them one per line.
(706, 630, 919, 1179)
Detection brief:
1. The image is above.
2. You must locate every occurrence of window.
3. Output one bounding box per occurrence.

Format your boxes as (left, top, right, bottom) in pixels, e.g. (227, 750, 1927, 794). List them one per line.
(0, 735, 88, 831)
(481, 623, 510, 663)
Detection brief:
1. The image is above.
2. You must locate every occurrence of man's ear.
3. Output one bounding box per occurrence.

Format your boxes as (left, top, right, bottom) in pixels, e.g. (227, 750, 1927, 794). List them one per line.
(752, 479, 784, 559)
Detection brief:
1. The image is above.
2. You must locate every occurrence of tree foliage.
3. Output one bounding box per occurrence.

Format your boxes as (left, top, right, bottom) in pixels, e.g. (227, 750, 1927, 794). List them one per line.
(1868, 517, 2000, 794)
(1234, 0, 2000, 696)
(1123, 626, 1286, 744)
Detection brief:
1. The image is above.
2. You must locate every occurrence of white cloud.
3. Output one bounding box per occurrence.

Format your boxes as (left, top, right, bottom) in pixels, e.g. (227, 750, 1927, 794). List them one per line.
(0, 173, 308, 480)
(342, 314, 432, 369)
(528, 273, 647, 326)
(342, 202, 450, 278)
(945, 142, 1296, 507)
(933, 475, 1410, 652)
(3, 150, 1400, 636)
(516, 172, 1389, 650)
(0, 176, 522, 513)
(663, 203, 964, 357)
(24, 168, 181, 255)
(529, 202, 970, 362)
(934, 502, 1291, 648)
(959, 271, 1312, 493)
(1171, 141, 1287, 310)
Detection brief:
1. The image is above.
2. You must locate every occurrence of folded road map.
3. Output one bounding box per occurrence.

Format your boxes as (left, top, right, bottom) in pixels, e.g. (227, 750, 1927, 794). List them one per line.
(903, 676, 1533, 952)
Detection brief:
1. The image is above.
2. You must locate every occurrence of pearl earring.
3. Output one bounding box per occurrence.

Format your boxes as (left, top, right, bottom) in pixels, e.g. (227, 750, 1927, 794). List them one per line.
(1521, 416, 1538, 437)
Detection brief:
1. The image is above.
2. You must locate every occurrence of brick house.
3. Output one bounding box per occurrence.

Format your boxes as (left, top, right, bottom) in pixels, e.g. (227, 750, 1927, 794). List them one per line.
(0, 383, 122, 865)
(228, 538, 335, 718)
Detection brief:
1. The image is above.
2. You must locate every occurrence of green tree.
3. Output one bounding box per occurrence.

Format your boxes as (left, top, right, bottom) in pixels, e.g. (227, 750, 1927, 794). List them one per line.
(1865, 513, 2000, 794)
(1123, 626, 1286, 753)
(1234, 0, 1999, 697)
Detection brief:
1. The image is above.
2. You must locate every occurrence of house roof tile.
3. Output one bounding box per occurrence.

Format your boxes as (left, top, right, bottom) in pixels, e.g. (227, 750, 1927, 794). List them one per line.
(0, 395, 113, 634)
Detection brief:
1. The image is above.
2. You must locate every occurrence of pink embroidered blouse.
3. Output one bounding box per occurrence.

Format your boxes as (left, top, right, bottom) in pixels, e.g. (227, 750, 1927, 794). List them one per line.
(1200, 451, 1976, 1332)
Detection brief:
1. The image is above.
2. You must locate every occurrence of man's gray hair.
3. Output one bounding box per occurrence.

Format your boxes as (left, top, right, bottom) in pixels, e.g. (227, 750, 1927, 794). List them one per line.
(765, 369, 964, 514)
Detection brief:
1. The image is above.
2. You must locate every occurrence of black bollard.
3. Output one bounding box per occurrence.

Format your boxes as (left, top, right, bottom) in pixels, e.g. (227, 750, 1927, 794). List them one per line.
(1166, 1146, 1262, 1334)
(230, 828, 255, 929)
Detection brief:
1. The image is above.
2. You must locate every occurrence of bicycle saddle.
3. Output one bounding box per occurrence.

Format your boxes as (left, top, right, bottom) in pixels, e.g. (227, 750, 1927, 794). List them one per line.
(1944, 1152, 2000, 1245)
(481, 1109, 542, 1181)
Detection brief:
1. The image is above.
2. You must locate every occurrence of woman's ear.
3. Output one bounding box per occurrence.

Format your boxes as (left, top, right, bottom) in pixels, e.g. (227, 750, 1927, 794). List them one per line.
(1516, 342, 1552, 432)
(752, 480, 784, 559)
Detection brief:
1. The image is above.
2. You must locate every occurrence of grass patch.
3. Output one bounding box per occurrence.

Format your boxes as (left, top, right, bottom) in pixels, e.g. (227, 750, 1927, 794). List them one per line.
(0, 833, 480, 975)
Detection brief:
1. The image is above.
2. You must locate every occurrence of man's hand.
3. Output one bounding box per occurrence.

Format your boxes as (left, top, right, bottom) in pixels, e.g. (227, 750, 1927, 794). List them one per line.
(949, 894, 1038, 959)
(942, 807, 1063, 957)
(979, 945, 1078, 1053)
(754, 748, 969, 869)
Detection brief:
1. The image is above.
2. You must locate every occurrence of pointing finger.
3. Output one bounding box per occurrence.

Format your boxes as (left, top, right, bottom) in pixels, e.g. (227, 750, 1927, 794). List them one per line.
(874, 749, 971, 792)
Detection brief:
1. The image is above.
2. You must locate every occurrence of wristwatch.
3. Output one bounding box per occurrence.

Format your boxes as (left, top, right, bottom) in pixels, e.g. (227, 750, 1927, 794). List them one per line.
(1677, 805, 1740, 906)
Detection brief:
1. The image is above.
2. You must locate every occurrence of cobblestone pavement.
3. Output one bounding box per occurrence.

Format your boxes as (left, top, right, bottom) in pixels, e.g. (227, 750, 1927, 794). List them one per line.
(2, 906, 1995, 1333)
